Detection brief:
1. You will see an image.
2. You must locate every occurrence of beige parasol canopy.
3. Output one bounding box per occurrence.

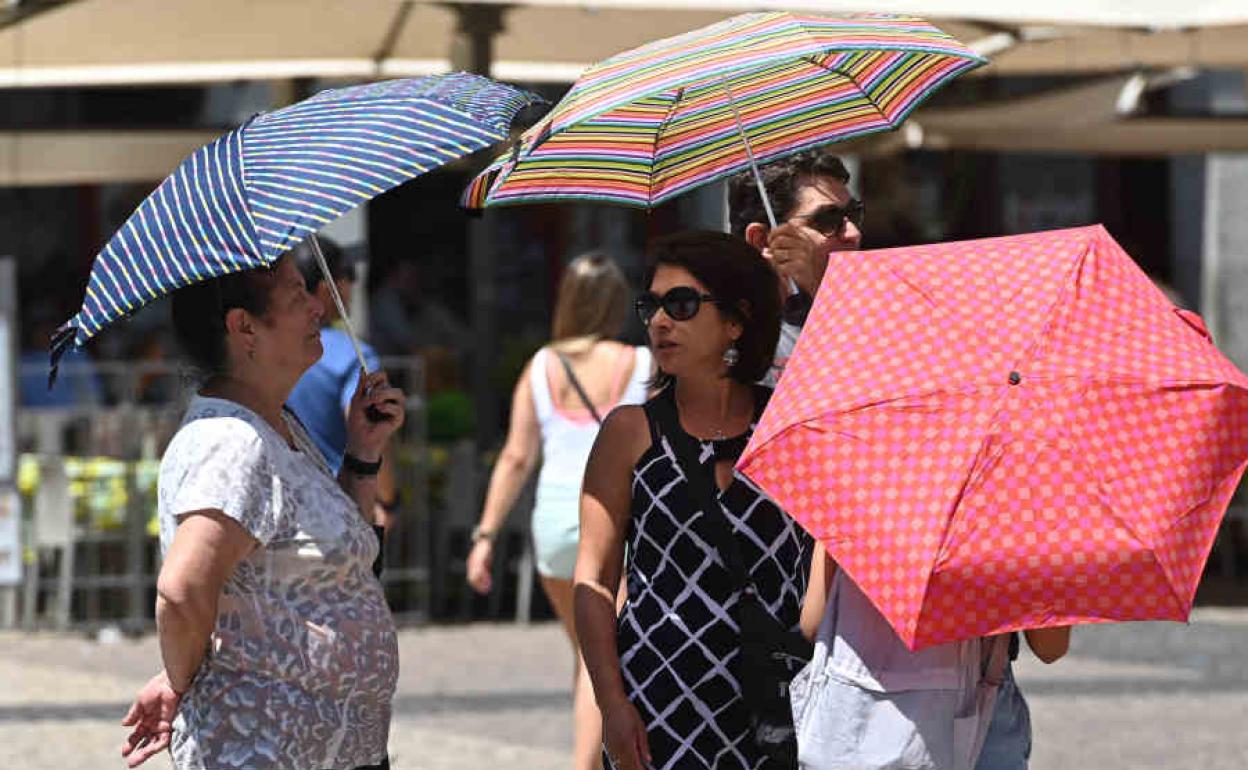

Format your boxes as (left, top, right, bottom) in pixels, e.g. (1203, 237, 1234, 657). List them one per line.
(1, 0, 1247, 87)
(0, 0, 735, 86)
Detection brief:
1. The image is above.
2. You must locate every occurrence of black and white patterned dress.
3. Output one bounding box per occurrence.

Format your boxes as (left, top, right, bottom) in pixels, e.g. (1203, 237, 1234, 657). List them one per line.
(613, 386, 812, 770)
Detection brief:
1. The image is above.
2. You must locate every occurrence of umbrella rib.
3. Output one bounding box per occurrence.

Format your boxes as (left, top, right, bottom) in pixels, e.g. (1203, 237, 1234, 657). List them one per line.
(804, 54, 892, 129)
(1017, 239, 1092, 372)
(648, 89, 685, 202)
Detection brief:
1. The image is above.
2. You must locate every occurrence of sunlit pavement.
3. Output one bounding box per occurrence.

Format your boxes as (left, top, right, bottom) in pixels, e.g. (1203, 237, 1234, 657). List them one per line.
(1, 611, 1245, 769)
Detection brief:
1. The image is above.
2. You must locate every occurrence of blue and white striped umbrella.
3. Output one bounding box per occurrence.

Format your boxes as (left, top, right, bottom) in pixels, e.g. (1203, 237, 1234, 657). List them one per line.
(52, 73, 541, 375)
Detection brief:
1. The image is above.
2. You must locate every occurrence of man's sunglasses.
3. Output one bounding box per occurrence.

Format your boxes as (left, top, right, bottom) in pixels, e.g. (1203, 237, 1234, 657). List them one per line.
(635, 286, 718, 324)
(795, 199, 866, 237)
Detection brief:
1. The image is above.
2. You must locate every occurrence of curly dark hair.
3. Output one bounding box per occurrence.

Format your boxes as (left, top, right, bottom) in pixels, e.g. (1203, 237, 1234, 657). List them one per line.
(727, 150, 851, 236)
(288, 236, 353, 292)
(642, 231, 780, 389)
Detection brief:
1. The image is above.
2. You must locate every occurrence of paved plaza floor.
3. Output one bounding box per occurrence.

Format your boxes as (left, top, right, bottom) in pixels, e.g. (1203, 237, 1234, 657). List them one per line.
(1, 609, 1245, 769)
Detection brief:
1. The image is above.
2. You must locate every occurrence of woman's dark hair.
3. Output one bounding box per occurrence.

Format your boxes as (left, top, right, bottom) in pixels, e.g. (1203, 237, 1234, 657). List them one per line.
(170, 265, 281, 377)
(643, 231, 780, 389)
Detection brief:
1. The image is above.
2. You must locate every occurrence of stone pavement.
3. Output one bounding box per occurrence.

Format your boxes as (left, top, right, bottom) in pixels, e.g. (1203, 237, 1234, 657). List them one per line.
(1, 610, 1246, 769)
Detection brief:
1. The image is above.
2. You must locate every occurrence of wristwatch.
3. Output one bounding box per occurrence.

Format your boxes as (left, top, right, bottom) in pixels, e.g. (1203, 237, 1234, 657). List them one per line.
(342, 452, 382, 476)
(470, 525, 496, 544)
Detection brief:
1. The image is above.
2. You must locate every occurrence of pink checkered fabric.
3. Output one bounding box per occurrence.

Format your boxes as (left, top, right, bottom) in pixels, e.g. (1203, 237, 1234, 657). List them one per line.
(738, 225, 1248, 650)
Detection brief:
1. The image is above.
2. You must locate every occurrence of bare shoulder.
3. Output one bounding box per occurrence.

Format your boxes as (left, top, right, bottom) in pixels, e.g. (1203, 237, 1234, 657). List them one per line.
(594, 404, 652, 469)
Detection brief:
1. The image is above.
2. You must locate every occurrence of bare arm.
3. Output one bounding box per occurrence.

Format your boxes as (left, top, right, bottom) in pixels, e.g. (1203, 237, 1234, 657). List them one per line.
(467, 361, 541, 593)
(338, 371, 406, 523)
(155, 510, 256, 692)
(575, 406, 652, 770)
(478, 362, 542, 534)
(799, 547, 836, 641)
(1024, 626, 1072, 663)
(371, 443, 399, 530)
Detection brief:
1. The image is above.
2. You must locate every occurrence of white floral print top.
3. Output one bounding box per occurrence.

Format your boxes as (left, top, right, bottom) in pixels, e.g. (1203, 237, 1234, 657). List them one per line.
(158, 396, 397, 770)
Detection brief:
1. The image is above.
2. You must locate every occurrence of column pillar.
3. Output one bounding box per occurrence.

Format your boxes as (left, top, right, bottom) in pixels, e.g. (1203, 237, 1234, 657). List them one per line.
(451, 4, 508, 446)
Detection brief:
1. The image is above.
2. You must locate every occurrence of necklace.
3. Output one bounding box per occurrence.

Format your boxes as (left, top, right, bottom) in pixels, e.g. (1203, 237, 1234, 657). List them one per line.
(674, 387, 733, 441)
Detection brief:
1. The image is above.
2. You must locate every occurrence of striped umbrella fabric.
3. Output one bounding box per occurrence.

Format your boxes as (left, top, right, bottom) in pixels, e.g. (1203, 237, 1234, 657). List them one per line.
(55, 74, 539, 365)
(465, 12, 984, 209)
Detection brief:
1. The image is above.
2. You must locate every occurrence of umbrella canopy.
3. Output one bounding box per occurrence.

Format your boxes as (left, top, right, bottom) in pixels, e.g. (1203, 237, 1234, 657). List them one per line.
(52, 73, 540, 370)
(464, 12, 984, 209)
(737, 225, 1248, 650)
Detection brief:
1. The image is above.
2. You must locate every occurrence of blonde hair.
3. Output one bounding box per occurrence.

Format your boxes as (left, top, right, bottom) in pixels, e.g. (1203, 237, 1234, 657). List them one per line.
(551, 252, 630, 342)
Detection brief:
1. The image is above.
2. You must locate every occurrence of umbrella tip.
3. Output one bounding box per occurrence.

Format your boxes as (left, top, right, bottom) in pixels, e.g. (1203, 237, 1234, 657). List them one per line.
(47, 322, 77, 391)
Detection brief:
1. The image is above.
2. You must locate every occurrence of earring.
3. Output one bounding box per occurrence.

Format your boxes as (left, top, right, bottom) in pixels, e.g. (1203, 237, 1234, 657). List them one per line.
(722, 343, 740, 369)
(247, 347, 256, 361)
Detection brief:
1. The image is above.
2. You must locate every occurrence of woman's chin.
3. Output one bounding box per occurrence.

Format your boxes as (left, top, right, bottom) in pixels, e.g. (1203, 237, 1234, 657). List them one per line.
(653, 345, 681, 363)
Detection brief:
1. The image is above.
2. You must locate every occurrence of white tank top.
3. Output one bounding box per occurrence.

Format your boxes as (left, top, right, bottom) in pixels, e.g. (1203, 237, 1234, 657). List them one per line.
(529, 345, 652, 518)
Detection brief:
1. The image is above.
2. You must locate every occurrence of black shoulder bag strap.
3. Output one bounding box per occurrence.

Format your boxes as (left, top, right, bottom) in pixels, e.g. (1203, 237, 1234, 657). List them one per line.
(648, 389, 750, 581)
(650, 388, 802, 612)
(554, 351, 603, 424)
(647, 386, 808, 767)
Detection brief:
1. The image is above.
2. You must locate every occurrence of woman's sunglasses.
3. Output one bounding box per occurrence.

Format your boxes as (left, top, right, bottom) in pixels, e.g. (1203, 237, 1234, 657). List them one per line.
(635, 286, 718, 324)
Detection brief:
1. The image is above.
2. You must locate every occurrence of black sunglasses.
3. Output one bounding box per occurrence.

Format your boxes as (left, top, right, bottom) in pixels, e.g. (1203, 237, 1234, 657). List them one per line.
(796, 199, 866, 237)
(635, 286, 718, 324)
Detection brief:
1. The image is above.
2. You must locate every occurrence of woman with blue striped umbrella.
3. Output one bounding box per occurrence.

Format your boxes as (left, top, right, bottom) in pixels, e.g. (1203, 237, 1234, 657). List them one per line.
(48, 74, 543, 770)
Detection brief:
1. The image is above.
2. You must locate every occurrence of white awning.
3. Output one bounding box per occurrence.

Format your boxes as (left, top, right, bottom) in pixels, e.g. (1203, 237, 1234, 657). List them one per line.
(842, 75, 1248, 156)
(0, 130, 219, 186)
(9, 75, 1243, 190)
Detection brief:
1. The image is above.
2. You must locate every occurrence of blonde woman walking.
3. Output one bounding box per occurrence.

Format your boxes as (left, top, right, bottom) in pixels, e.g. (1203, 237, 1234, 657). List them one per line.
(467, 253, 652, 770)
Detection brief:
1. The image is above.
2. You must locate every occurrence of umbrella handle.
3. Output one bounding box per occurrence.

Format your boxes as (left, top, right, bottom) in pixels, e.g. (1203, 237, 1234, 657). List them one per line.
(720, 76, 799, 297)
(308, 235, 371, 378)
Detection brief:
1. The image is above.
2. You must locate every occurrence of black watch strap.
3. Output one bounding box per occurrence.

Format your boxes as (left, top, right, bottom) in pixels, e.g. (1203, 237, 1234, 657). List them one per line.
(342, 452, 382, 476)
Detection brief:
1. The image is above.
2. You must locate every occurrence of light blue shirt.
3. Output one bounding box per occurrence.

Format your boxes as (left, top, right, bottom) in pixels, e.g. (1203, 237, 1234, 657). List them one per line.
(22, 350, 102, 408)
(287, 328, 380, 475)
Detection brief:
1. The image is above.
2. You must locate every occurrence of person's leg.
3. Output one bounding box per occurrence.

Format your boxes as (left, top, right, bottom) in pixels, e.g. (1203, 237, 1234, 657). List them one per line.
(541, 574, 604, 770)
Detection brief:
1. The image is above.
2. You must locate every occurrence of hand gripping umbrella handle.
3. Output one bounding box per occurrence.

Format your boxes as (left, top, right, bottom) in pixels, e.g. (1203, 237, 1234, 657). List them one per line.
(720, 76, 800, 297)
(308, 235, 370, 377)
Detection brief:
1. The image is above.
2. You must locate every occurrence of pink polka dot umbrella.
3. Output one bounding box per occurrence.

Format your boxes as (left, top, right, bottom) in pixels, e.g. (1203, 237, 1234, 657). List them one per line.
(738, 224, 1248, 650)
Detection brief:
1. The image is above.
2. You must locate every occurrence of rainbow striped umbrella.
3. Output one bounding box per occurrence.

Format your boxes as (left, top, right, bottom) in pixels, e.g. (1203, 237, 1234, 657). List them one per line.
(464, 12, 985, 211)
(51, 73, 540, 382)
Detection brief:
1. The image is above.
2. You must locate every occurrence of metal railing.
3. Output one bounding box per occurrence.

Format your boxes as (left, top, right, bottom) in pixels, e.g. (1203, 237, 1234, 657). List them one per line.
(6, 355, 435, 630)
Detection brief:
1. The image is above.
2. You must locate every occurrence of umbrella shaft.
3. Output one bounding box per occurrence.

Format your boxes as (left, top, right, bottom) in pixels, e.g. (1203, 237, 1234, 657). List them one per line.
(309, 235, 371, 377)
(720, 77, 798, 297)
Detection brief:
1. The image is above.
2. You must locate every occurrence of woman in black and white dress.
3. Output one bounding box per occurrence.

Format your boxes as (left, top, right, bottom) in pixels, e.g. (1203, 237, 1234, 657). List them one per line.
(575, 232, 816, 770)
